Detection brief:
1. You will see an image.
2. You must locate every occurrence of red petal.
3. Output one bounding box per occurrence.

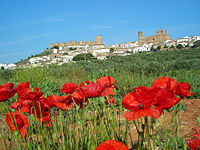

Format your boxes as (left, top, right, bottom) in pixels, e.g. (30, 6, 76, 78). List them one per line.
(122, 92, 141, 110)
(96, 76, 115, 86)
(186, 139, 200, 150)
(0, 82, 16, 102)
(124, 108, 162, 120)
(153, 77, 179, 92)
(61, 82, 77, 94)
(175, 82, 194, 98)
(95, 140, 129, 150)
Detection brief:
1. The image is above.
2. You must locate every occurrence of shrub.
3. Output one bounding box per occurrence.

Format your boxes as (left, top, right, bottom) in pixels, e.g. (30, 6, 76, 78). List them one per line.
(193, 40, 200, 48)
(176, 44, 184, 49)
(72, 53, 94, 61)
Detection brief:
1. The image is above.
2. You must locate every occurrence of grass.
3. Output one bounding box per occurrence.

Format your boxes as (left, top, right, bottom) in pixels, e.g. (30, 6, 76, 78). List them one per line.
(0, 47, 200, 149)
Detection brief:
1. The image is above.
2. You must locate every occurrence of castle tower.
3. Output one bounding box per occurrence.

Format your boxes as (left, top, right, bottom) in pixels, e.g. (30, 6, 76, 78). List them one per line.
(96, 36, 102, 44)
(55, 42, 59, 46)
(60, 42, 65, 47)
(138, 31, 143, 44)
(50, 43, 54, 48)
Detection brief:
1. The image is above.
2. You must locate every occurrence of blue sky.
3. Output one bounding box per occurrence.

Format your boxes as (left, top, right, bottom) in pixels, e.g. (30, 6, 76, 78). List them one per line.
(0, 0, 200, 63)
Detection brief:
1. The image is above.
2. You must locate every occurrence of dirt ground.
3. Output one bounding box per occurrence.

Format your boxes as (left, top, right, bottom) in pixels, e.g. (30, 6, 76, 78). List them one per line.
(172, 99, 200, 138)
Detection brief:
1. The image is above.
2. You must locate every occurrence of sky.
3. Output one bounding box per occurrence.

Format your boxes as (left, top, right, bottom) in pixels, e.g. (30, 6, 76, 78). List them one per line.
(0, 0, 200, 64)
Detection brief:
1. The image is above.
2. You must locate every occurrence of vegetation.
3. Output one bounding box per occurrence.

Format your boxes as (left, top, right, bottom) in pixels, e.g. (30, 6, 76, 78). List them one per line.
(176, 44, 184, 49)
(163, 45, 168, 48)
(52, 46, 59, 49)
(69, 47, 77, 50)
(63, 52, 68, 55)
(72, 53, 95, 61)
(1, 48, 200, 99)
(156, 46, 161, 50)
(193, 40, 200, 48)
(170, 45, 175, 49)
(0, 47, 200, 149)
(110, 48, 114, 53)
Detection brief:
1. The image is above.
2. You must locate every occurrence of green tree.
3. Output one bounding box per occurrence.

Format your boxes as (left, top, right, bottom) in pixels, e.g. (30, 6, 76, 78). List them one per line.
(170, 45, 175, 49)
(193, 40, 200, 48)
(164, 45, 168, 48)
(53, 46, 59, 49)
(176, 44, 184, 49)
(72, 53, 94, 61)
(150, 46, 155, 51)
(157, 46, 161, 50)
(69, 47, 76, 50)
(110, 48, 114, 53)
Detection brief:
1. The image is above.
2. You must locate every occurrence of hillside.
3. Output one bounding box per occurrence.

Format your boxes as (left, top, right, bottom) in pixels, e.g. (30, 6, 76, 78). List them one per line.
(0, 47, 199, 100)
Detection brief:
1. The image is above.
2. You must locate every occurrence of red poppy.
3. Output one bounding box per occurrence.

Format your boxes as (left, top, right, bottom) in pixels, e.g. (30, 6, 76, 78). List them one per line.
(175, 82, 194, 98)
(47, 95, 74, 110)
(95, 140, 129, 150)
(61, 82, 78, 94)
(122, 86, 160, 110)
(96, 76, 115, 87)
(96, 76, 118, 96)
(191, 126, 200, 138)
(152, 77, 179, 92)
(6, 111, 29, 138)
(186, 139, 200, 150)
(105, 96, 115, 105)
(15, 82, 30, 97)
(0, 82, 16, 102)
(71, 83, 106, 100)
(124, 108, 162, 121)
(155, 88, 181, 110)
(10, 102, 22, 110)
(15, 82, 44, 102)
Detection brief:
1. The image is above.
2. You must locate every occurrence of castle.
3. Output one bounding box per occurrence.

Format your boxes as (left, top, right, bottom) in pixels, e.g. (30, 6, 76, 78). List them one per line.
(138, 29, 171, 44)
(50, 36, 103, 48)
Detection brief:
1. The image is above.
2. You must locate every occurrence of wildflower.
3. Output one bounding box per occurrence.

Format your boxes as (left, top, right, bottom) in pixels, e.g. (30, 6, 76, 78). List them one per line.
(95, 140, 129, 150)
(61, 82, 78, 94)
(6, 111, 29, 138)
(0, 82, 16, 102)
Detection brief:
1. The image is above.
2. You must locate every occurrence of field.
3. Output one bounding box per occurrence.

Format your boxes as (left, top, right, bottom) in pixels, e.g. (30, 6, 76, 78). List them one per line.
(0, 48, 200, 149)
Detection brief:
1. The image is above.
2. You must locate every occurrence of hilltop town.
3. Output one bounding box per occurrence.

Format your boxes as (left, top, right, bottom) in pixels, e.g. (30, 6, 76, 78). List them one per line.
(1, 29, 200, 69)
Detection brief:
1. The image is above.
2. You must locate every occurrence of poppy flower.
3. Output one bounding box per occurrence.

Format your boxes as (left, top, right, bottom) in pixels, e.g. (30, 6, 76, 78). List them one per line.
(47, 95, 74, 110)
(10, 102, 22, 110)
(186, 126, 200, 150)
(154, 88, 181, 110)
(95, 140, 129, 150)
(175, 82, 194, 98)
(96, 76, 119, 96)
(6, 111, 29, 138)
(122, 86, 161, 110)
(96, 76, 115, 87)
(186, 139, 200, 150)
(71, 83, 106, 100)
(191, 126, 200, 138)
(0, 82, 16, 102)
(152, 77, 179, 92)
(61, 82, 78, 94)
(124, 107, 162, 121)
(15, 82, 43, 101)
(15, 82, 30, 97)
